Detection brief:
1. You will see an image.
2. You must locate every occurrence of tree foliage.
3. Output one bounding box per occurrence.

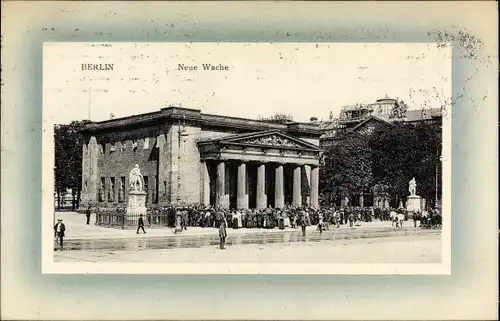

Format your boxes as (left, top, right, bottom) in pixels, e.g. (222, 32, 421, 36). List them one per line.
(320, 120, 441, 207)
(54, 120, 90, 209)
(320, 133, 373, 201)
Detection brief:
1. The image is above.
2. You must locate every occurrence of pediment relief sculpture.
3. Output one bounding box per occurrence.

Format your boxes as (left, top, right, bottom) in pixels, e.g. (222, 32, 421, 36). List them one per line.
(243, 135, 302, 148)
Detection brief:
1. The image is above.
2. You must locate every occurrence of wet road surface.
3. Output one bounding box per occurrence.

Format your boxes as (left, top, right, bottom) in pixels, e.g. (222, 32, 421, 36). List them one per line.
(60, 227, 441, 252)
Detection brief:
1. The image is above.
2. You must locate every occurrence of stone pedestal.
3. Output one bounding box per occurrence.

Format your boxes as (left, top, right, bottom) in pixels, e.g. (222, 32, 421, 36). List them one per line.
(127, 191, 147, 224)
(406, 195, 422, 213)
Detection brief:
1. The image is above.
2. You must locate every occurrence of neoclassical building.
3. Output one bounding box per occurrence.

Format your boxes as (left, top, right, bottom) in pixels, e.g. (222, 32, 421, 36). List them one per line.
(80, 107, 322, 210)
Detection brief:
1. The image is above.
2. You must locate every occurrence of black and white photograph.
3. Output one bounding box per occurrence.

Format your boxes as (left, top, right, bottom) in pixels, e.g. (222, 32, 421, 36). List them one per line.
(43, 42, 451, 274)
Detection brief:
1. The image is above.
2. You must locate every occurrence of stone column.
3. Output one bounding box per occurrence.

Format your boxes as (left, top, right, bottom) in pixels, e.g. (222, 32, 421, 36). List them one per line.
(293, 165, 302, 207)
(87, 136, 99, 204)
(256, 163, 266, 209)
(310, 166, 319, 208)
(304, 165, 311, 206)
(237, 162, 248, 209)
(359, 194, 364, 208)
(201, 160, 210, 206)
(216, 161, 225, 208)
(275, 164, 285, 208)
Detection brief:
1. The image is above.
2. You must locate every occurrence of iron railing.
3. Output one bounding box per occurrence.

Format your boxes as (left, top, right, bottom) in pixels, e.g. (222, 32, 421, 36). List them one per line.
(96, 211, 177, 229)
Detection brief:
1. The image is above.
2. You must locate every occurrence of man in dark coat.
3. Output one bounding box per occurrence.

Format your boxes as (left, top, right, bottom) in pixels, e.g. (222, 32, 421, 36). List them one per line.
(219, 217, 227, 249)
(182, 210, 188, 230)
(85, 206, 91, 225)
(299, 213, 307, 237)
(53, 219, 66, 251)
(137, 214, 146, 234)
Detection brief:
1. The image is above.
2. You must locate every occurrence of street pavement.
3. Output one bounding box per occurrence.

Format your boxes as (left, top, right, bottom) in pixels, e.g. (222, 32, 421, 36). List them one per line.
(54, 232, 441, 263)
(53, 211, 440, 263)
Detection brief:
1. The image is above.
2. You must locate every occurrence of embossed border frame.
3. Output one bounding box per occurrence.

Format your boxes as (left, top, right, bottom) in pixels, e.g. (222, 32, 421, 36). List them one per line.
(2, 1, 497, 320)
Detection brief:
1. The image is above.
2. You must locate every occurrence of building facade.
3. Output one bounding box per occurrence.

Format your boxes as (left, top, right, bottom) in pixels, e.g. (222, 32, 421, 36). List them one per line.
(80, 107, 322, 210)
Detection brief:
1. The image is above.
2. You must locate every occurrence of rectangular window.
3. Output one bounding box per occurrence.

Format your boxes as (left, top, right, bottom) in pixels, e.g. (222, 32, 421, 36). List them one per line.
(99, 177, 105, 202)
(144, 176, 149, 203)
(143, 137, 150, 149)
(109, 177, 115, 202)
(153, 175, 158, 203)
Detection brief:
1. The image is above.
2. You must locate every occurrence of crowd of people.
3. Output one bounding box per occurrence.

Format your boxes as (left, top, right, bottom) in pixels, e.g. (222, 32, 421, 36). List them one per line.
(92, 203, 442, 231)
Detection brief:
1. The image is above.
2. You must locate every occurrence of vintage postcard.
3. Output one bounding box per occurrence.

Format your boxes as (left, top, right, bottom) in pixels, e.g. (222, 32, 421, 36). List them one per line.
(42, 42, 451, 274)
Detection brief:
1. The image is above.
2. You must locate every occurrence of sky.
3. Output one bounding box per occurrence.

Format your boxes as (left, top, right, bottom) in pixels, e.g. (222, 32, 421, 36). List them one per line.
(43, 42, 451, 124)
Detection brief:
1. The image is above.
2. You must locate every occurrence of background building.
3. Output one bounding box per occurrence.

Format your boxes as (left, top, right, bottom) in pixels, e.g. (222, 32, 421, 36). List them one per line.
(320, 96, 442, 147)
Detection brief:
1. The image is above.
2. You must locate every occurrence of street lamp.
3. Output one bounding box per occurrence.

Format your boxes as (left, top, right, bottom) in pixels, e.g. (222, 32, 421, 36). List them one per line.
(435, 154, 443, 208)
(174, 114, 188, 234)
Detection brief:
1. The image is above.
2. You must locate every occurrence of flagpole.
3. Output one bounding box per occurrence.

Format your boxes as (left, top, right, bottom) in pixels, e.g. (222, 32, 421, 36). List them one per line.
(88, 85, 92, 121)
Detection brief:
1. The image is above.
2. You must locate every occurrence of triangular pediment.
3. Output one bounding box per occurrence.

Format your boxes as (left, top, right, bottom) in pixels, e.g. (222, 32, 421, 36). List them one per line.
(198, 130, 320, 151)
(222, 130, 320, 150)
(351, 115, 393, 133)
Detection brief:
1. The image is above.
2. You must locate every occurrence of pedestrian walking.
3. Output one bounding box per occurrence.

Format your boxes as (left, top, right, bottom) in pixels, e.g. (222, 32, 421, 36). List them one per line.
(219, 216, 227, 249)
(95, 208, 99, 225)
(53, 218, 66, 251)
(85, 206, 91, 225)
(413, 211, 420, 228)
(300, 213, 307, 237)
(317, 213, 323, 233)
(137, 214, 146, 234)
(182, 210, 188, 231)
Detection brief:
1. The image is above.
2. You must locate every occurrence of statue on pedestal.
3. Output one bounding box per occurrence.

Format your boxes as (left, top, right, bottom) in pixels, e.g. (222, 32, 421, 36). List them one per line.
(409, 177, 417, 196)
(126, 165, 147, 225)
(129, 164, 144, 192)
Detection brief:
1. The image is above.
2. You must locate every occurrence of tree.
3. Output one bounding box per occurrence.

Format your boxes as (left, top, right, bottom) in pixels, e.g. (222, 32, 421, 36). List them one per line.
(369, 121, 441, 206)
(320, 132, 373, 206)
(54, 120, 90, 210)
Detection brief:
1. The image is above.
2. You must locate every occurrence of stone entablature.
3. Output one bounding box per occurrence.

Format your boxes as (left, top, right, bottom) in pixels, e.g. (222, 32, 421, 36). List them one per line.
(84, 107, 321, 137)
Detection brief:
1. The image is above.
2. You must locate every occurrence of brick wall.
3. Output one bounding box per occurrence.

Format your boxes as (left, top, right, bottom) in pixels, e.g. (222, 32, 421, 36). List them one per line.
(83, 124, 170, 209)
(97, 137, 158, 207)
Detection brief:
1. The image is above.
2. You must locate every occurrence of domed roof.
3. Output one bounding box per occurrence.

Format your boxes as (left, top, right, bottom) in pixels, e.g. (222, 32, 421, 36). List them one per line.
(375, 94, 397, 103)
(376, 96, 397, 103)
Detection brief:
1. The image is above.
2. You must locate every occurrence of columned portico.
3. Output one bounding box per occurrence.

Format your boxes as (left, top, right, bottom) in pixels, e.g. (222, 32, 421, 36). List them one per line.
(197, 130, 321, 210)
